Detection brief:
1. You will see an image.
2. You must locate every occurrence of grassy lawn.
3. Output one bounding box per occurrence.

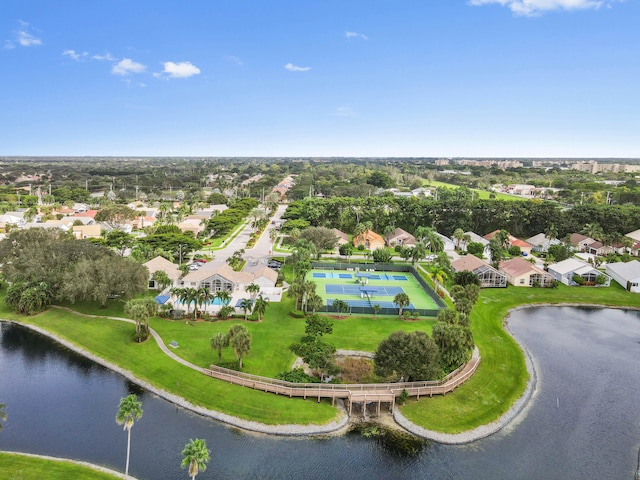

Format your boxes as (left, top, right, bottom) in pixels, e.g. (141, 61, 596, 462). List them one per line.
(1, 298, 337, 426)
(0, 453, 121, 480)
(424, 180, 525, 201)
(6, 273, 638, 434)
(400, 282, 639, 433)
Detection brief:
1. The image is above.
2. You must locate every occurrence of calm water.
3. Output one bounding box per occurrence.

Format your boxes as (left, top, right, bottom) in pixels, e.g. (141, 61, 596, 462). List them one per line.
(1, 307, 639, 479)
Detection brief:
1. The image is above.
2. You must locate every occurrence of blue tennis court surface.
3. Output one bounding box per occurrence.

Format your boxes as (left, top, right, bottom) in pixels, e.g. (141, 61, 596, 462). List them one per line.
(354, 273, 407, 281)
(327, 299, 415, 309)
(313, 272, 353, 279)
(325, 284, 404, 296)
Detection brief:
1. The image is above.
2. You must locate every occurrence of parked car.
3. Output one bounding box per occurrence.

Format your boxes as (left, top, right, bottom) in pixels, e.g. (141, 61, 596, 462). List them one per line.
(193, 258, 208, 263)
(267, 261, 282, 269)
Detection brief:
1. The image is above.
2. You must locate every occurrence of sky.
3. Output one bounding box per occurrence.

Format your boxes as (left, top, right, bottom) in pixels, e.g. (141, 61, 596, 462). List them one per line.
(1, 0, 639, 158)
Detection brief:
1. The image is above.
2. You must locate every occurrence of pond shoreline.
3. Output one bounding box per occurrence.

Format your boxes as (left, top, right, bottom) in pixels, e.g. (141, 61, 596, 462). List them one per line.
(5, 302, 638, 443)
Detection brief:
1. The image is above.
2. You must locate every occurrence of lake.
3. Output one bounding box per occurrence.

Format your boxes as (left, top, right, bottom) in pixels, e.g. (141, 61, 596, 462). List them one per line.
(1, 306, 639, 479)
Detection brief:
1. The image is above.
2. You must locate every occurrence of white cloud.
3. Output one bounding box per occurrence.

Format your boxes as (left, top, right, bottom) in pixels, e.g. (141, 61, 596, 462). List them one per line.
(226, 55, 244, 66)
(62, 49, 88, 61)
(345, 31, 368, 40)
(92, 52, 116, 62)
(161, 61, 201, 78)
(468, 0, 619, 15)
(112, 58, 146, 75)
(5, 21, 42, 48)
(284, 63, 311, 72)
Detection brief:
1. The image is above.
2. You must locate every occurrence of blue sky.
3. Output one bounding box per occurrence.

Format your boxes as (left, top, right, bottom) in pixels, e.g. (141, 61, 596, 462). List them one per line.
(2, 0, 638, 157)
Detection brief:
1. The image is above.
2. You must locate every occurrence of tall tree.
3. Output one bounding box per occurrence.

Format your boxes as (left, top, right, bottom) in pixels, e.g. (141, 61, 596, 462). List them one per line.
(374, 330, 441, 381)
(95, 205, 137, 230)
(228, 324, 252, 369)
(252, 293, 269, 322)
(393, 292, 411, 317)
(124, 297, 158, 342)
(238, 298, 253, 321)
(115, 394, 143, 478)
(245, 283, 260, 301)
(181, 438, 211, 480)
(210, 332, 229, 362)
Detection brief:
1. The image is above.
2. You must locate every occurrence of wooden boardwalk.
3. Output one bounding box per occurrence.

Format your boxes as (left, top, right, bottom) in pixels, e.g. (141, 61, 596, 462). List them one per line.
(203, 348, 480, 416)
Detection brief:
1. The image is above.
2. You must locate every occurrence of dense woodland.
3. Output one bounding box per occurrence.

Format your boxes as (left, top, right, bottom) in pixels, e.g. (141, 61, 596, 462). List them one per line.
(282, 197, 640, 240)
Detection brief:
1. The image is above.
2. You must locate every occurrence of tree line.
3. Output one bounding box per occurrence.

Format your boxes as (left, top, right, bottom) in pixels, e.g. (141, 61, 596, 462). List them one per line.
(283, 197, 640, 240)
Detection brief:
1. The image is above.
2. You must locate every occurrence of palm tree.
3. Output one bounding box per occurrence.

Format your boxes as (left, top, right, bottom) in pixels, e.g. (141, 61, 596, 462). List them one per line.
(210, 332, 229, 362)
(432, 268, 448, 294)
(239, 298, 253, 320)
(215, 290, 231, 307)
(287, 278, 305, 310)
(452, 228, 465, 251)
(544, 224, 558, 250)
(253, 293, 269, 322)
(151, 270, 172, 291)
(301, 280, 317, 312)
(307, 294, 323, 314)
(393, 292, 410, 317)
(181, 438, 211, 480)
(245, 283, 260, 301)
(0, 403, 6, 431)
(582, 223, 604, 241)
(228, 324, 252, 368)
(115, 394, 143, 478)
(269, 228, 278, 247)
(332, 299, 349, 315)
(196, 287, 213, 318)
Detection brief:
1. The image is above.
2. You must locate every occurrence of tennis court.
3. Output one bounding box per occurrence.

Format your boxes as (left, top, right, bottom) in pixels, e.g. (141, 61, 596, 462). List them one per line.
(306, 267, 440, 314)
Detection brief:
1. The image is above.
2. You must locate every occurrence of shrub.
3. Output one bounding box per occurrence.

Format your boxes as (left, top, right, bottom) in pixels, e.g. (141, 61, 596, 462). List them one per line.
(508, 245, 521, 257)
(217, 306, 235, 320)
(275, 367, 319, 383)
(337, 357, 374, 383)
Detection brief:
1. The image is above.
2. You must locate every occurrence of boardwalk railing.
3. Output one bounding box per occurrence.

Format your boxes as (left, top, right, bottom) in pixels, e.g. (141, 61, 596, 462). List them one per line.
(203, 354, 480, 405)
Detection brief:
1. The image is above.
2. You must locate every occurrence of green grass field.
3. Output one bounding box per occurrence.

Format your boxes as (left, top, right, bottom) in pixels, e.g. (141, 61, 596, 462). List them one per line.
(0, 453, 122, 480)
(307, 269, 439, 311)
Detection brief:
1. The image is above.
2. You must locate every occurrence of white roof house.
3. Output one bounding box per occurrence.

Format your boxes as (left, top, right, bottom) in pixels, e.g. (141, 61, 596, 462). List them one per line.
(548, 258, 610, 287)
(526, 233, 561, 253)
(605, 260, 640, 293)
(625, 229, 640, 243)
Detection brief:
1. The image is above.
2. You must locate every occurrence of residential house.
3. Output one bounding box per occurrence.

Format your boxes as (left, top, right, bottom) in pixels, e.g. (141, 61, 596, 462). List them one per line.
(144, 256, 182, 290)
(568, 233, 597, 253)
(331, 228, 350, 246)
(353, 230, 385, 250)
(386, 228, 416, 247)
(72, 224, 102, 239)
(484, 230, 533, 255)
(526, 233, 561, 253)
(625, 229, 640, 244)
(459, 231, 490, 256)
(605, 260, 640, 293)
(548, 258, 611, 286)
(451, 254, 507, 288)
(499, 257, 554, 287)
(435, 232, 456, 252)
(179, 261, 278, 295)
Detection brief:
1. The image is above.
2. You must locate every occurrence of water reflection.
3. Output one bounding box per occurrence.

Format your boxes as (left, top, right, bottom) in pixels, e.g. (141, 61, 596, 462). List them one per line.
(1, 308, 639, 480)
